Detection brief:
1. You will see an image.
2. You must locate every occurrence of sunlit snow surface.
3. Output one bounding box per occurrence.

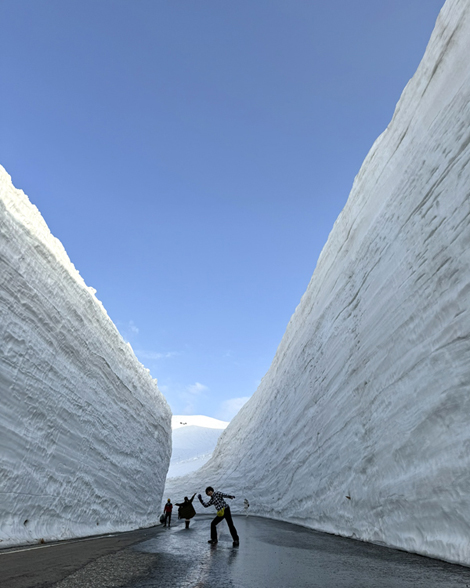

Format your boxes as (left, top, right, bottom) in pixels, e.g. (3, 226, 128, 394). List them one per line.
(0, 169, 172, 548)
(167, 415, 228, 479)
(166, 0, 470, 566)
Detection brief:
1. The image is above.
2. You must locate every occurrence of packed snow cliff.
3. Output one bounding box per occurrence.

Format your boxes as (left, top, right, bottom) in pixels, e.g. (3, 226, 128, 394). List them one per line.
(0, 168, 172, 548)
(165, 0, 470, 566)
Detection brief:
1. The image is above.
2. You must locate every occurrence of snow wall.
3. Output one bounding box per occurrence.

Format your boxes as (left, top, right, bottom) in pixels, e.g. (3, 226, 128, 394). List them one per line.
(166, 0, 470, 566)
(0, 167, 172, 548)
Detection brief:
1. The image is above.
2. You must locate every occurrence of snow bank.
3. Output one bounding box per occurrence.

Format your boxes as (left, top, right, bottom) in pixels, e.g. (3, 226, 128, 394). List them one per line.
(165, 0, 470, 565)
(0, 167, 172, 548)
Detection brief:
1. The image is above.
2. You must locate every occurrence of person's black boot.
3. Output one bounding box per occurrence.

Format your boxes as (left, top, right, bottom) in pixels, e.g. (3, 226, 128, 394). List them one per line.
(185, 521, 190, 529)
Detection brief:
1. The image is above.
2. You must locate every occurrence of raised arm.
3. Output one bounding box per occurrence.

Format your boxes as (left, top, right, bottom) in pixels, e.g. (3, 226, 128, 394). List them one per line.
(189, 493, 197, 503)
(198, 493, 211, 507)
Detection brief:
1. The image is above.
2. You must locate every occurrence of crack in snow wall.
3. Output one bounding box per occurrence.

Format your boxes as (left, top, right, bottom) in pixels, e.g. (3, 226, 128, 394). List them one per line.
(0, 167, 172, 548)
(165, 0, 470, 566)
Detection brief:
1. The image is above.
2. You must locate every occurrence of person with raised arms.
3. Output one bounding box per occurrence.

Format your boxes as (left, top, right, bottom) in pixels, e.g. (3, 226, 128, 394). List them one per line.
(175, 493, 197, 529)
(198, 486, 239, 546)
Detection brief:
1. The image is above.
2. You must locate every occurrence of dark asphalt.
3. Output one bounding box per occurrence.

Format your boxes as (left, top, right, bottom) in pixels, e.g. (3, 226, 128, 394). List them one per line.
(2, 516, 470, 587)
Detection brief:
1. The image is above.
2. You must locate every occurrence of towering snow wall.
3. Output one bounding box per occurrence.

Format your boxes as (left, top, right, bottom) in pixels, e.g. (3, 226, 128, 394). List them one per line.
(0, 167, 172, 548)
(166, 0, 470, 565)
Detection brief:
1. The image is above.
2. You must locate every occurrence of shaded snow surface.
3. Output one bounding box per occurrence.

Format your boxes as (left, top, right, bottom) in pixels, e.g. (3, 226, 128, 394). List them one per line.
(0, 168, 172, 548)
(167, 415, 228, 479)
(166, 0, 470, 566)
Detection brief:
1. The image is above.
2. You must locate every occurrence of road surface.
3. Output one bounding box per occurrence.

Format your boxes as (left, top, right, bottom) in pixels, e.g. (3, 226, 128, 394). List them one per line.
(2, 516, 470, 587)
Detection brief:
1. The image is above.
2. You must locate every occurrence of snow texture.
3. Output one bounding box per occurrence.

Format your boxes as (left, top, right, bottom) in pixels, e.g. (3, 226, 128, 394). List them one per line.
(0, 167, 172, 548)
(167, 415, 228, 479)
(166, 0, 470, 566)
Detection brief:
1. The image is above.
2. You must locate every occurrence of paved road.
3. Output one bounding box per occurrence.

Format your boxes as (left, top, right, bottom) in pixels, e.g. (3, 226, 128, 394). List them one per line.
(2, 516, 470, 587)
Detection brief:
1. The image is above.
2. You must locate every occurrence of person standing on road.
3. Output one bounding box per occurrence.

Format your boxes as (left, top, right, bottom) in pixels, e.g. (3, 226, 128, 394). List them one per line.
(163, 498, 173, 527)
(175, 493, 197, 529)
(198, 486, 239, 546)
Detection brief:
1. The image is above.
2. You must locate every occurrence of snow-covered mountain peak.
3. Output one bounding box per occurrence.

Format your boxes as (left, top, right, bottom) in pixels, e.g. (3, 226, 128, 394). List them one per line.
(167, 415, 229, 479)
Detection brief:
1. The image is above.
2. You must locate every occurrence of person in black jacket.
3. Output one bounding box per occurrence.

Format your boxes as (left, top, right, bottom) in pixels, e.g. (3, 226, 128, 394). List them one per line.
(198, 486, 239, 546)
(175, 493, 196, 529)
(163, 498, 173, 527)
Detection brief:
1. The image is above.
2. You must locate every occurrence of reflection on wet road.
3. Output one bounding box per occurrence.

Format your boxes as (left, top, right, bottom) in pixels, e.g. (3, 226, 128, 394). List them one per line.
(4, 516, 470, 587)
(127, 516, 470, 588)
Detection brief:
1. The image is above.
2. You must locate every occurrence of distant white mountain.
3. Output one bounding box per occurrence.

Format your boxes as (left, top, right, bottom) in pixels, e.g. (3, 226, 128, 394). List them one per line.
(167, 415, 228, 479)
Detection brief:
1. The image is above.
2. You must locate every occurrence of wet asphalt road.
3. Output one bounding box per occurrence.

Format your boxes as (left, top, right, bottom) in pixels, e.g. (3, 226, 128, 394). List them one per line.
(3, 516, 470, 587)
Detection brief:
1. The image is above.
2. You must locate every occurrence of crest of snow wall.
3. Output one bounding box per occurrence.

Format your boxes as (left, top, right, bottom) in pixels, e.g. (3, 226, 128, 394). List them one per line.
(0, 167, 172, 548)
(165, 0, 470, 566)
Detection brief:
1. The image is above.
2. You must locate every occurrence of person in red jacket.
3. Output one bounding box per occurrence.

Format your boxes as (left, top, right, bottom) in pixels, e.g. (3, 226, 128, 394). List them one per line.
(163, 498, 173, 527)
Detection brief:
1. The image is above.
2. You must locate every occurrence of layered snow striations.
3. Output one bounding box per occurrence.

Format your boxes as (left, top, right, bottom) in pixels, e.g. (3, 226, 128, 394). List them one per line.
(166, 0, 470, 566)
(0, 167, 172, 548)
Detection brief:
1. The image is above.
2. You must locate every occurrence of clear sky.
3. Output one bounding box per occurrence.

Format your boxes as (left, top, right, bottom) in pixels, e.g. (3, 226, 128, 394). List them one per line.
(1, 0, 444, 420)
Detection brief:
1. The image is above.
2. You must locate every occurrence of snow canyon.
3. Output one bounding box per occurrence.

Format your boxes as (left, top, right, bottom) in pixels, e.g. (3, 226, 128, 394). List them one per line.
(1, 0, 470, 568)
(166, 0, 470, 566)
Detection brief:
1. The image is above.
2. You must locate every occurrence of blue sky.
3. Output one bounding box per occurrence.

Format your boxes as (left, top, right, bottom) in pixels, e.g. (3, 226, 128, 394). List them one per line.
(1, 0, 444, 420)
